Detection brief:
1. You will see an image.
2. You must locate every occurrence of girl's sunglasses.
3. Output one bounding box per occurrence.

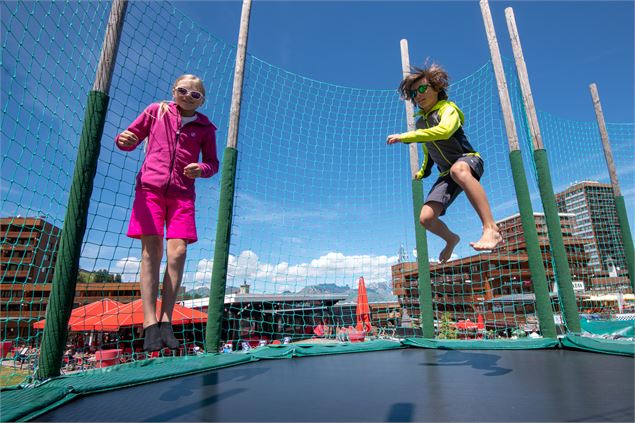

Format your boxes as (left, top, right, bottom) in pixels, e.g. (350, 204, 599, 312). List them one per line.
(409, 84, 429, 99)
(175, 87, 204, 100)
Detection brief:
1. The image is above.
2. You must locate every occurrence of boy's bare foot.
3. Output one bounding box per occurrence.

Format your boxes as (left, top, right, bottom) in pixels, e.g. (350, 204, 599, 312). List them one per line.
(440, 233, 460, 263)
(470, 227, 503, 251)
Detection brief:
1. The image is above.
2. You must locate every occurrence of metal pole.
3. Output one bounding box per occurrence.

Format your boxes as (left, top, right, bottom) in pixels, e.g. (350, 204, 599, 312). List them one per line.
(479, 0, 556, 338)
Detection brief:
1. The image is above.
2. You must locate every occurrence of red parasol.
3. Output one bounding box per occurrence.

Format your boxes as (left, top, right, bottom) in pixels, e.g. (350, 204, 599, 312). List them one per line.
(355, 276, 372, 333)
(33, 298, 122, 329)
(454, 319, 480, 330)
(70, 299, 208, 331)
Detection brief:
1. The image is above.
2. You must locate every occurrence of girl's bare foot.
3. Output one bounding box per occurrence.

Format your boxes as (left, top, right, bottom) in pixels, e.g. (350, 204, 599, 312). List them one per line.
(440, 233, 460, 263)
(470, 227, 503, 251)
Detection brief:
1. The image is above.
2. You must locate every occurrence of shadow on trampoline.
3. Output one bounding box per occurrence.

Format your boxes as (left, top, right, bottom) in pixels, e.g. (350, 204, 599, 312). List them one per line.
(386, 402, 415, 422)
(157, 366, 269, 402)
(420, 350, 512, 376)
(145, 388, 246, 422)
(575, 406, 635, 423)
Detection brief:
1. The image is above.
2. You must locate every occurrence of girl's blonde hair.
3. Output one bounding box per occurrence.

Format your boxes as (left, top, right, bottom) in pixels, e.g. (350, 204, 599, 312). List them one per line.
(158, 74, 206, 118)
(144, 75, 205, 153)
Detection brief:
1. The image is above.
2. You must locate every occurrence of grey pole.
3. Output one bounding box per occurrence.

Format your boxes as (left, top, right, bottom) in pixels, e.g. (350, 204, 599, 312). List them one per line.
(37, 0, 128, 379)
(206, 0, 252, 352)
(399, 39, 434, 338)
(589, 83, 634, 289)
(505, 7, 580, 332)
(478, 0, 556, 338)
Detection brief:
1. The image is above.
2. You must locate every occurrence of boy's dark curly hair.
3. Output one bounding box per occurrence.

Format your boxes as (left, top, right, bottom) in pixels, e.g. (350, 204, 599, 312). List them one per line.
(398, 63, 450, 102)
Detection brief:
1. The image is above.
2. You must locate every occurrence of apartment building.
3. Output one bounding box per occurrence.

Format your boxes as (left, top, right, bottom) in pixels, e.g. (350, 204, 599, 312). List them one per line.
(1, 217, 143, 340)
(392, 213, 590, 331)
(555, 181, 627, 275)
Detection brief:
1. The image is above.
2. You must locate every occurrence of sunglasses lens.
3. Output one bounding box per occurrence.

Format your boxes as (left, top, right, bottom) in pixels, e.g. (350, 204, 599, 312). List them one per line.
(190, 91, 202, 99)
(418, 84, 428, 94)
(176, 87, 188, 95)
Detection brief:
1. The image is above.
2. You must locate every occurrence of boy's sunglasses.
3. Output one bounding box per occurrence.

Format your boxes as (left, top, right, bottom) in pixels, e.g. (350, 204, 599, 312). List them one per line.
(175, 87, 204, 100)
(409, 84, 429, 99)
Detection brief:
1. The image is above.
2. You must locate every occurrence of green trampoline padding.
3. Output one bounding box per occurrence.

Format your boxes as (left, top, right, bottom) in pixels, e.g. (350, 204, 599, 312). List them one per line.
(4, 337, 634, 422)
(580, 318, 635, 337)
(403, 337, 559, 350)
(562, 333, 635, 357)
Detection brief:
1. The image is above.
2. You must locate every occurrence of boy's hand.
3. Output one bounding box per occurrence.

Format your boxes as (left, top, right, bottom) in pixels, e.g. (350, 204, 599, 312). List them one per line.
(117, 130, 138, 148)
(386, 134, 402, 144)
(184, 163, 202, 179)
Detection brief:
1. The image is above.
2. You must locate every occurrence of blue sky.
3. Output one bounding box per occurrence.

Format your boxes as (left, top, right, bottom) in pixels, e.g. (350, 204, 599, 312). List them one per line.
(174, 0, 635, 291)
(176, 0, 634, 121)
(2, 1, 633, 294)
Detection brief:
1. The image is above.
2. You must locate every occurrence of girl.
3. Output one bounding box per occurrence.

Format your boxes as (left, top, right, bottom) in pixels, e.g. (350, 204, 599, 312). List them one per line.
(116, 74, 219, 352)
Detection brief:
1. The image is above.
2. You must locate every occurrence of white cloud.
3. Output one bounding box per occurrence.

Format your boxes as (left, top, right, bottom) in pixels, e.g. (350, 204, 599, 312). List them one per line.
(235, 193, 339, 224)
(218, 250, 400, 291)
(193, 258, 213, 283)
(114, 256, 141, 282)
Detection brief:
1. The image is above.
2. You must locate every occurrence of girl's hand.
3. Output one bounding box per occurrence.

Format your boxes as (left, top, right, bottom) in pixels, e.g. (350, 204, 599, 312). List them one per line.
(184, 163, 202, 179)
(386, 134, 403, 144)
(117, 130, 138, 148)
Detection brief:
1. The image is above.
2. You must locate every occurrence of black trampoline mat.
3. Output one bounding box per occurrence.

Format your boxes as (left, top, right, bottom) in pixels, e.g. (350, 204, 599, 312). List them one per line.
(36, 349, 634, 422)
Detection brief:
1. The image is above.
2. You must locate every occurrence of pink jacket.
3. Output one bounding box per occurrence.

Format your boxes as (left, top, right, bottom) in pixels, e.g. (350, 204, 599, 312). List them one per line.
(116, 102, 219, 198)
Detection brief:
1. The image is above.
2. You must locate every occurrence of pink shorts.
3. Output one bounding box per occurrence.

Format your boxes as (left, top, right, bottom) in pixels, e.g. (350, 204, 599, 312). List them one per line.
(127, 189, 198, 243)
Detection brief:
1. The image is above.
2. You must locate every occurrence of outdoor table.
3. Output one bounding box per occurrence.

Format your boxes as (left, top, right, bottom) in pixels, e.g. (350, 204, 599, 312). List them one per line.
(94, 349, 122, 368)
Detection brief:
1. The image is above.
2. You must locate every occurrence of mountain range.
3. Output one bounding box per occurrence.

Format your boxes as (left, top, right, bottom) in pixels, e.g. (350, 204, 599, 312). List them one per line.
(186, 281, 396, 302)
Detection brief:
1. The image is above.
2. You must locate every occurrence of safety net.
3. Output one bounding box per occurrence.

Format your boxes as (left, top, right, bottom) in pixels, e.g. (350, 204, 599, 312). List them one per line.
(1, 2, 633, 410)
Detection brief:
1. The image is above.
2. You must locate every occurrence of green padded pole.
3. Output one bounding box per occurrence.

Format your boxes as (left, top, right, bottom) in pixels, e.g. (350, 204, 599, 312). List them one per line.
(479, 0, 556, 338)
(509, 150, 556, 338)
(411, 179, 435, 338)
(533, 149, 581, 332)
(589, 83, 634, 291)
(36, 92, 109, 378)
(35, 0, 127, 378)
(614, 196, 635, 291)
(206, 147, 238, 352)
(205, 0, 251, 352)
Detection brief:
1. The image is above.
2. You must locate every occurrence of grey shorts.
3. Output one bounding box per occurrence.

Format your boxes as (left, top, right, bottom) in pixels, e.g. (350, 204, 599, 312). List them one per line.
(425, 154, 484, 216)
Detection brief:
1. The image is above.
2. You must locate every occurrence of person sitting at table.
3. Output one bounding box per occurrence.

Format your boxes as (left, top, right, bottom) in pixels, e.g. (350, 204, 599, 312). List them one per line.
(64, 348, 75, 364)
(14, 345, 28, 363)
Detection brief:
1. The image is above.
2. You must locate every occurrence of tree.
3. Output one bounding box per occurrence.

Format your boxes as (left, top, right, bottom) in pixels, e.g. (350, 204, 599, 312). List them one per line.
(77, 270, 89, 284)
(437, 312, 459, 340)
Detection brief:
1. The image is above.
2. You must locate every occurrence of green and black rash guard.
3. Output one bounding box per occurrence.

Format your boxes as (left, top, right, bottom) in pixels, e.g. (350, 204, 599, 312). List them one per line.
(399, 100, 478, 177)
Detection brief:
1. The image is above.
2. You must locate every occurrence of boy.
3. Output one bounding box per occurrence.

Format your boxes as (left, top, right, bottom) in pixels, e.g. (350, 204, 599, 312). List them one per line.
(387, 64, 502, 262)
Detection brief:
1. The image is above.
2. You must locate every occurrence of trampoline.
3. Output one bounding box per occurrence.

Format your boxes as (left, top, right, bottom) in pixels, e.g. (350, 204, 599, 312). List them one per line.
(35, 348, 634, 422)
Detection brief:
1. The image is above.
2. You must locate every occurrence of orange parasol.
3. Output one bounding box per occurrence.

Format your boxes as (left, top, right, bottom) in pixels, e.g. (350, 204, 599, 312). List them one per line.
(70, 299, 208, 331)
(454, 319, 480, 330)
(477, 314, 485, 330)
(33, 298, 122, 329)
(355, 276, 372, 333)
